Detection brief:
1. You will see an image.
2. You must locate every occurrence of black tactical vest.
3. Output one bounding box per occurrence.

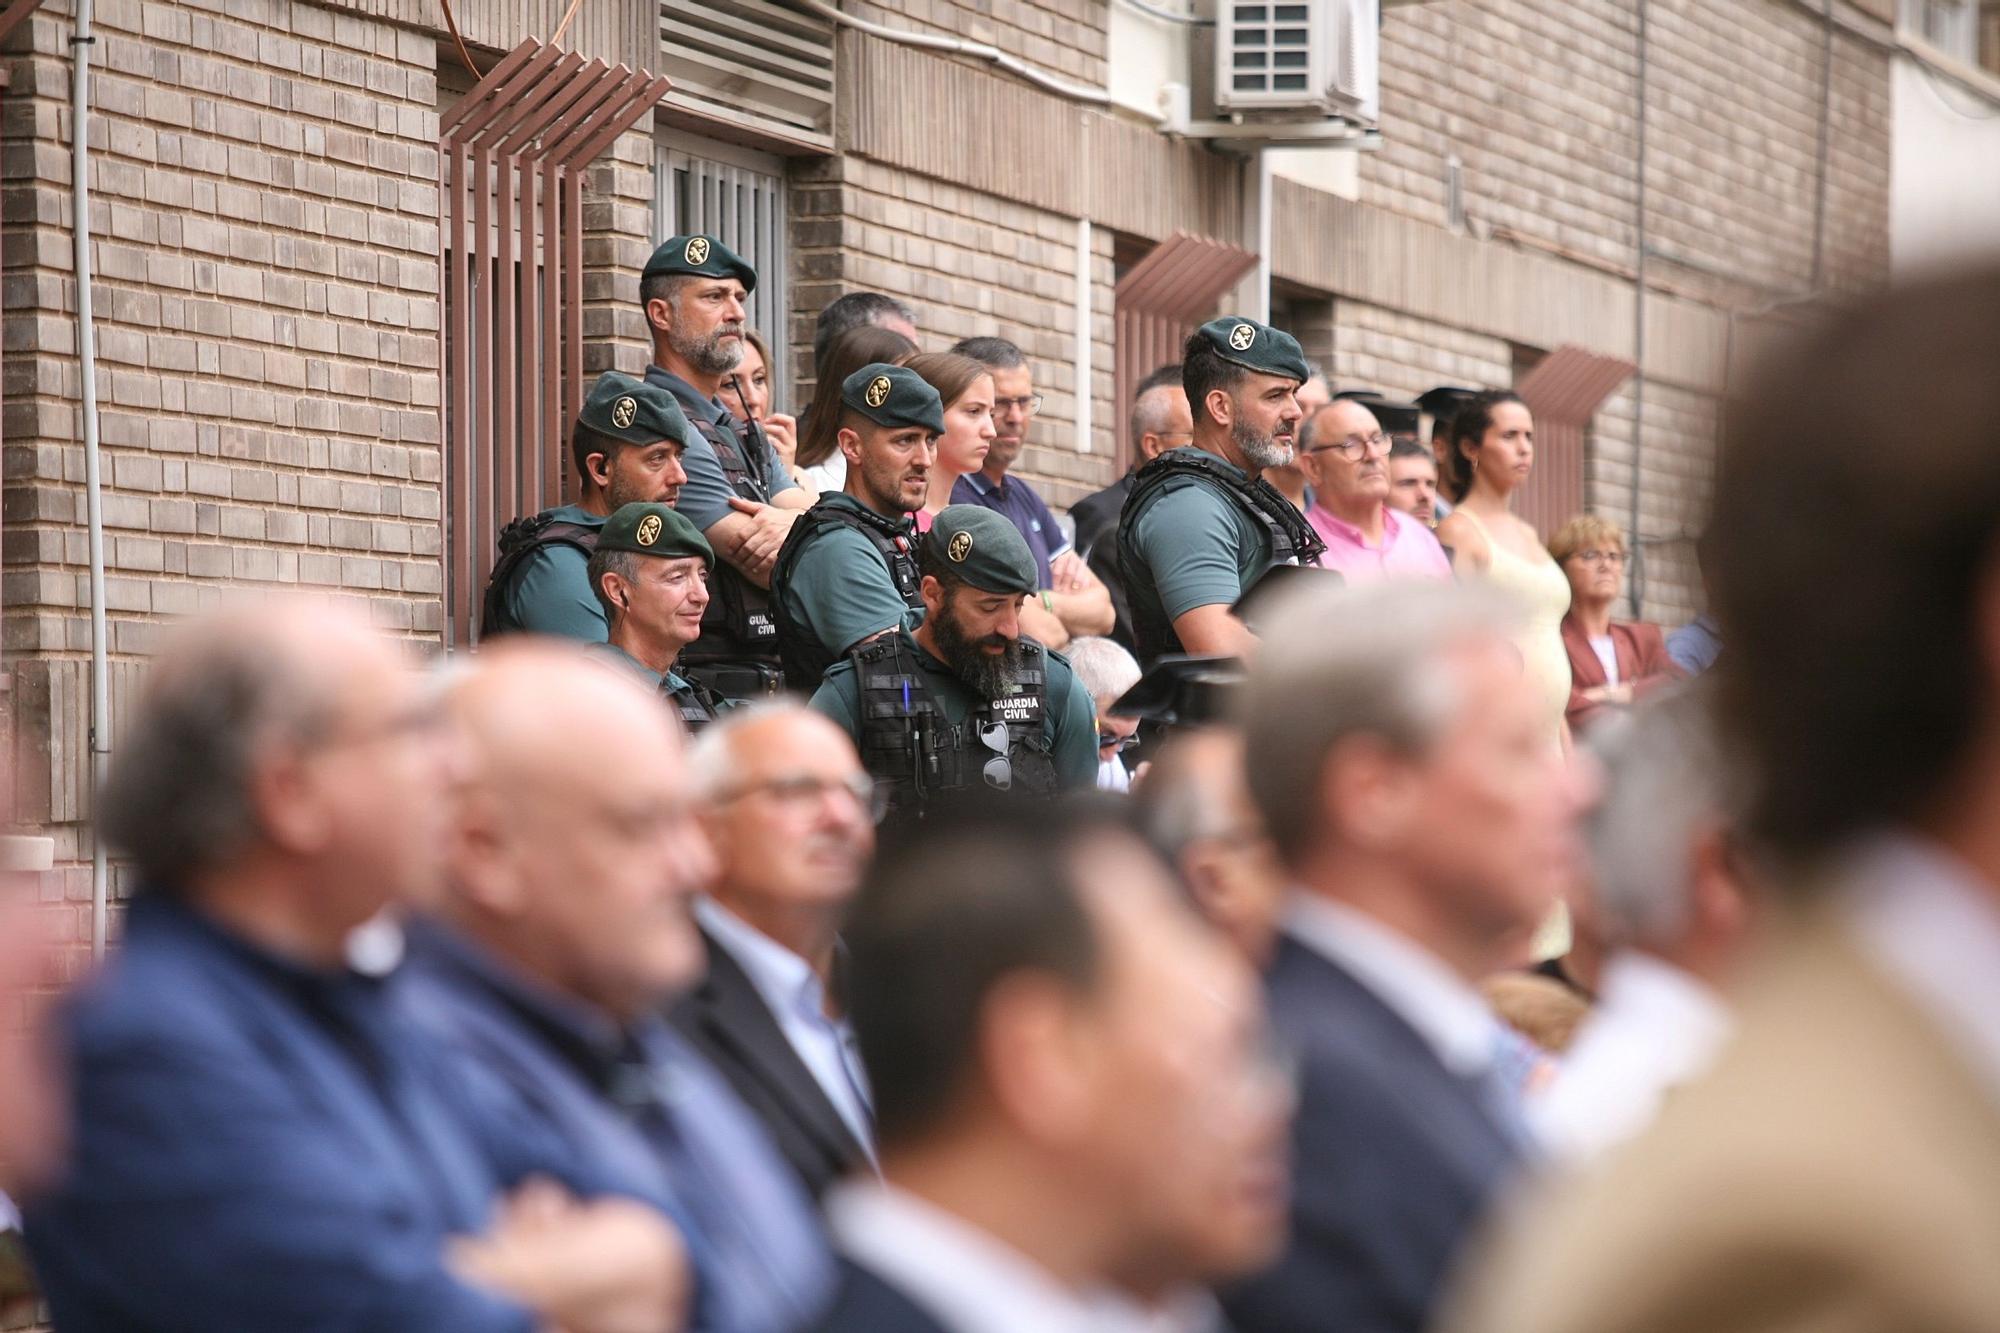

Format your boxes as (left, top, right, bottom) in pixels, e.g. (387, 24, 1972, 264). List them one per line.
(662, 672, 725, 734)
(480, 512, 601, 638)
(771, 501, 924, 691)
(851, 634, 1059, 825)
(1116, 450, 1328, 665)
(678, 413, 782, 675)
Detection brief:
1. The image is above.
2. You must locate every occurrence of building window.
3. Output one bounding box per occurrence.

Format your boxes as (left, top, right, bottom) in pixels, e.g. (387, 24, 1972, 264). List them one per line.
(654, 133, 791, 404)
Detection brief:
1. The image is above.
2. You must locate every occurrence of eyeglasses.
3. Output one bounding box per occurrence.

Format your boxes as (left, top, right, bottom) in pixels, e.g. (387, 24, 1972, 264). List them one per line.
(992, 394, 1043, 416)
(1097, 729, 1141, 754)
(1304, 432, 1389, 460)
(712, 772, 889, 824)
(979, 722, 1012, 791)
(1572, 549, 1626, 567)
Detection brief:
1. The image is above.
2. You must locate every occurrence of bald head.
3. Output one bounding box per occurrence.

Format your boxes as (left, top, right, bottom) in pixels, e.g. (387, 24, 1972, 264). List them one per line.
(440, 643, 714, 1018)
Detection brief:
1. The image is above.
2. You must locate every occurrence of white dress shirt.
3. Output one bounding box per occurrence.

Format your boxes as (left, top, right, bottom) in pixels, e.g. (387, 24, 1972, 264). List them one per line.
(1530, 951, 1731, 1161)
(827, 1183, 1149, 1333)
(1096, 755, 1132, 792)
(1844, 833, 2000, 1108)
(1283, 893, 1505, 1080)
(696, 897, 875, 1155)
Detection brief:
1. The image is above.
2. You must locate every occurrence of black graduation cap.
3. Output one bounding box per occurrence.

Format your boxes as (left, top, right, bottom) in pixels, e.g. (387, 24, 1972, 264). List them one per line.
(1415, 386, 1480, 437)
(1332, 389, 1421, 439)
(1231, 561, 1343, 634)
(1109, 655, 1245, 729)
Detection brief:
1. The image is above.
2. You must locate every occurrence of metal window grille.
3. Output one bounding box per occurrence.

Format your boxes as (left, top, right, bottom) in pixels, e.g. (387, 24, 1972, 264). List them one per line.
(654, 137, 790, 404)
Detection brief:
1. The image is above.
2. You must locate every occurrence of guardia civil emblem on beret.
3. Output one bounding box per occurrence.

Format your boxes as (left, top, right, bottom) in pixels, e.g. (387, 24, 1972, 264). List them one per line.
(636, 514, 663, 547)
(1229, 323, 1257, 352)
(947, 531, 973, 562)
(684, 236, 710, 266)
(865, 375, 893, 408)
(611, 395, 638, 430)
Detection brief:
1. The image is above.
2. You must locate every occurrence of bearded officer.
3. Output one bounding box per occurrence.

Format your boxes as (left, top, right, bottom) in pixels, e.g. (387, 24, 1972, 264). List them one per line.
(482, 373, 692, 640)
(642, 233, 808, 701)
(1116, 316, 1327, 666)
(769, 364, 937, 691)
(808, 506, 1096, 825)
(584, 502, 731, 733)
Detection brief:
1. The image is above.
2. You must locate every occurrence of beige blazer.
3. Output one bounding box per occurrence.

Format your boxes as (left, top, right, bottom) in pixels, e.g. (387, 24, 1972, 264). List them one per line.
(1443, 913, 2000, 1333)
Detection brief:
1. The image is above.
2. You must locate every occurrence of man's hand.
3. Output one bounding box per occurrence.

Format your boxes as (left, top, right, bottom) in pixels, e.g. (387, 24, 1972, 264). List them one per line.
(1049, 550, 1090, 594)
(721, 497, 803, 583)
(449, 1180, 690, 1333)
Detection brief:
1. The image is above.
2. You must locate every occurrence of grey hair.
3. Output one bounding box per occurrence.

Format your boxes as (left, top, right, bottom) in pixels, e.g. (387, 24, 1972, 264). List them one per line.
(585, 547, 642, 623)
(685, 700, 823, 800)
(1584, 687, 1736, 945)
(1065, 636, 1141, 710)
(638, 270, 699, 315)
(99, 624, 346, 887)
(1239, 580, 1523, 866)
(1135, 726, 1245, 860)
(1128, 380, 1184, 448)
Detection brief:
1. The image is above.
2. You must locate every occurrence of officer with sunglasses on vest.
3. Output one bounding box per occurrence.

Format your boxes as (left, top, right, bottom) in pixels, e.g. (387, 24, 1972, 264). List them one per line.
(807, 506, 1097, 826)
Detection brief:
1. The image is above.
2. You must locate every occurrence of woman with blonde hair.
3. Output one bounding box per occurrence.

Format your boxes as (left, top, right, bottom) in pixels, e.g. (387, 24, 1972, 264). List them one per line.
(1549, 513, 1685, 734)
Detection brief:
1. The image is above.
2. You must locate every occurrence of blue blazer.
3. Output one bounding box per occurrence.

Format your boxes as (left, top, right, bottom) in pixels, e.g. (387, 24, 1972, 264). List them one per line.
(808, 1257, 950, 1333)
(1220, 932, 1523, 1333)
(25, 895, 543, 1333)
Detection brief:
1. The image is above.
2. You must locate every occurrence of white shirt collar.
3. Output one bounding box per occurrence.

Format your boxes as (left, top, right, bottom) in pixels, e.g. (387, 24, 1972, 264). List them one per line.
(1842, 832, 2000, 1108)
(696, 896, 826, 1026)
(1283, 892, 1501, 1077)
(827, 1182, 1140, 1333)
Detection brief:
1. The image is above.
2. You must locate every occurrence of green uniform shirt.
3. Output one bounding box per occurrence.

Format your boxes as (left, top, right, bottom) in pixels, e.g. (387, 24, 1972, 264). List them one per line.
(809, 629, 1098, 790)
(773, 494, 922, 668)
(586, 640, 662, 687)
(1125, 449, 1274, 623)
(503, 504, 610, 642)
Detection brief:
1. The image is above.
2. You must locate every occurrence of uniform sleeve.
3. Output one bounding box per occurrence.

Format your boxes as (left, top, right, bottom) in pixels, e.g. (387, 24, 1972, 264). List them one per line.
(1131, 487, 1248, 622)
(785, 528, 914, 658)
(807, 668, 863, 741)
(675, 422, 741, 533)
(1046, 656, 1100, 790)
(25, 1034, 536, 1333)
(507, 546, 608, 643)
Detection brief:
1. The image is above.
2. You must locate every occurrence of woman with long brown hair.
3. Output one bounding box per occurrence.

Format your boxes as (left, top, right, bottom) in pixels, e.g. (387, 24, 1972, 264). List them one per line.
(903, 351, 996, 532)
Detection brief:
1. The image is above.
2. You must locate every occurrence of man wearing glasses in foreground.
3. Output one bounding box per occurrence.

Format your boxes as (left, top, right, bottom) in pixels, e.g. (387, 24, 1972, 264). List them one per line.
(673, 705, 883, 1200)
(1298, 397, 1452, 586)
(809, 507, 1097, 826)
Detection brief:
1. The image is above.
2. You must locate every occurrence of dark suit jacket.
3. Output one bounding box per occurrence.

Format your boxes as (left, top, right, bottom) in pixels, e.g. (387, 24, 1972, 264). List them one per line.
(1559, 614, 1686, 733)
(808, 1257, 950, 1333)
(670, 925, 871, 1199)
(1219, 932, 1523, 1333)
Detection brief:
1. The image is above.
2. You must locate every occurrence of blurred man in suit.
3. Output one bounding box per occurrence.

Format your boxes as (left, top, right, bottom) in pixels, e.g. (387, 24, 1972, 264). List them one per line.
(675, 704, 879, 1198)
(1446, 263, 2000, 1333)
(27, 599, 687, 1333)
(402, 645, 835, 1333)
(1221, 581, 1596, 1333)
(813, 803, 1290, 1332)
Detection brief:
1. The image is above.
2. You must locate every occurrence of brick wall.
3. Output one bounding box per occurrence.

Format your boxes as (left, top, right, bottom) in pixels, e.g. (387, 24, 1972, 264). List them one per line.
(849, 0, 1109, 86)
(790, 152, 1119, 510)
(1368, 0, 1891, 297)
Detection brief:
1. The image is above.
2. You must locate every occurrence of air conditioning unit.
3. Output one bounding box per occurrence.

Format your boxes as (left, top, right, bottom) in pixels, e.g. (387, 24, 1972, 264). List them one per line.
(1214, 0, 1379, 127)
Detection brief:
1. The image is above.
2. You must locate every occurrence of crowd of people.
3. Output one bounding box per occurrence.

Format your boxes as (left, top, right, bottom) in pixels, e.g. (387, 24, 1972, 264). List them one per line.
(3, 242, 1999, 1333)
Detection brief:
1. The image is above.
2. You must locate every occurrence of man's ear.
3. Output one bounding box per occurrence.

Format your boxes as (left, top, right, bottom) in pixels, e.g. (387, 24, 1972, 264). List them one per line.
(249, 746, 332, 857)
(1205, 387, 1235, 431)
(584, 450, 612, 491)
(838, 427, 862, 465)
(919, 573, 945, 616)
(645, 296, 674, 337)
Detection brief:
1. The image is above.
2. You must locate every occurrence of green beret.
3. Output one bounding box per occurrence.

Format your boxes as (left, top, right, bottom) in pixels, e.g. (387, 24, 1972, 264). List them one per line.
(579, 373, 692, 448)
(924, 506, 1037, 596)
(642, 233, 757, 292)
(840, 363, 946, 436)
(1194, 315, 1310, 383)
(595, 502, 714, 567)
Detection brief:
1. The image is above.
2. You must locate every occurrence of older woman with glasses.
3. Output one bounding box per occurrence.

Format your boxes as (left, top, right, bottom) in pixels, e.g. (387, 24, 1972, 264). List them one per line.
(1550, 514, 1686, 734)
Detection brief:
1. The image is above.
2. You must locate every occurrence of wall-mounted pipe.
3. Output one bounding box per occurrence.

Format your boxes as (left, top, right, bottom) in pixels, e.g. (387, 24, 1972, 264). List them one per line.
(1073, 216, 1093, 456)
(71, 0, 108, 958)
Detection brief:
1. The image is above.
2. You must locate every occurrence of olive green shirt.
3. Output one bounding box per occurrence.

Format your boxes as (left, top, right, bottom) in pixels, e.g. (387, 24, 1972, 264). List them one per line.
(502, 504, 609, 642)
(772, 493, 923, 670)
(808, 629, 1098, 790)
(1123, 449, 1274, 623)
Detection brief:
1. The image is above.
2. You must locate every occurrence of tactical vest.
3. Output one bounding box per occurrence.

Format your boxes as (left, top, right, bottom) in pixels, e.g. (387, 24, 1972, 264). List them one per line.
(770, 501, 924, 692)
(678, 413, 782, 675)
(662, 672, 725, 734)
(1116, 451, 1328, 665)
(851, 634, 1059, 824)
(480, 512, 601, 638)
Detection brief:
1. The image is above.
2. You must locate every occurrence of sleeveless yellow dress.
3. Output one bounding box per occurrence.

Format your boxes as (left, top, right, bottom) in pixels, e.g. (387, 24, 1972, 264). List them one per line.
(1453, 506, 1572, 751)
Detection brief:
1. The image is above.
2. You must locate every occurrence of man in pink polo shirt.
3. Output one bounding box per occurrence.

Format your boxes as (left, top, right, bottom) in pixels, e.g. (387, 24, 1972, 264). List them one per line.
(1299, 397, 1452, 584)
